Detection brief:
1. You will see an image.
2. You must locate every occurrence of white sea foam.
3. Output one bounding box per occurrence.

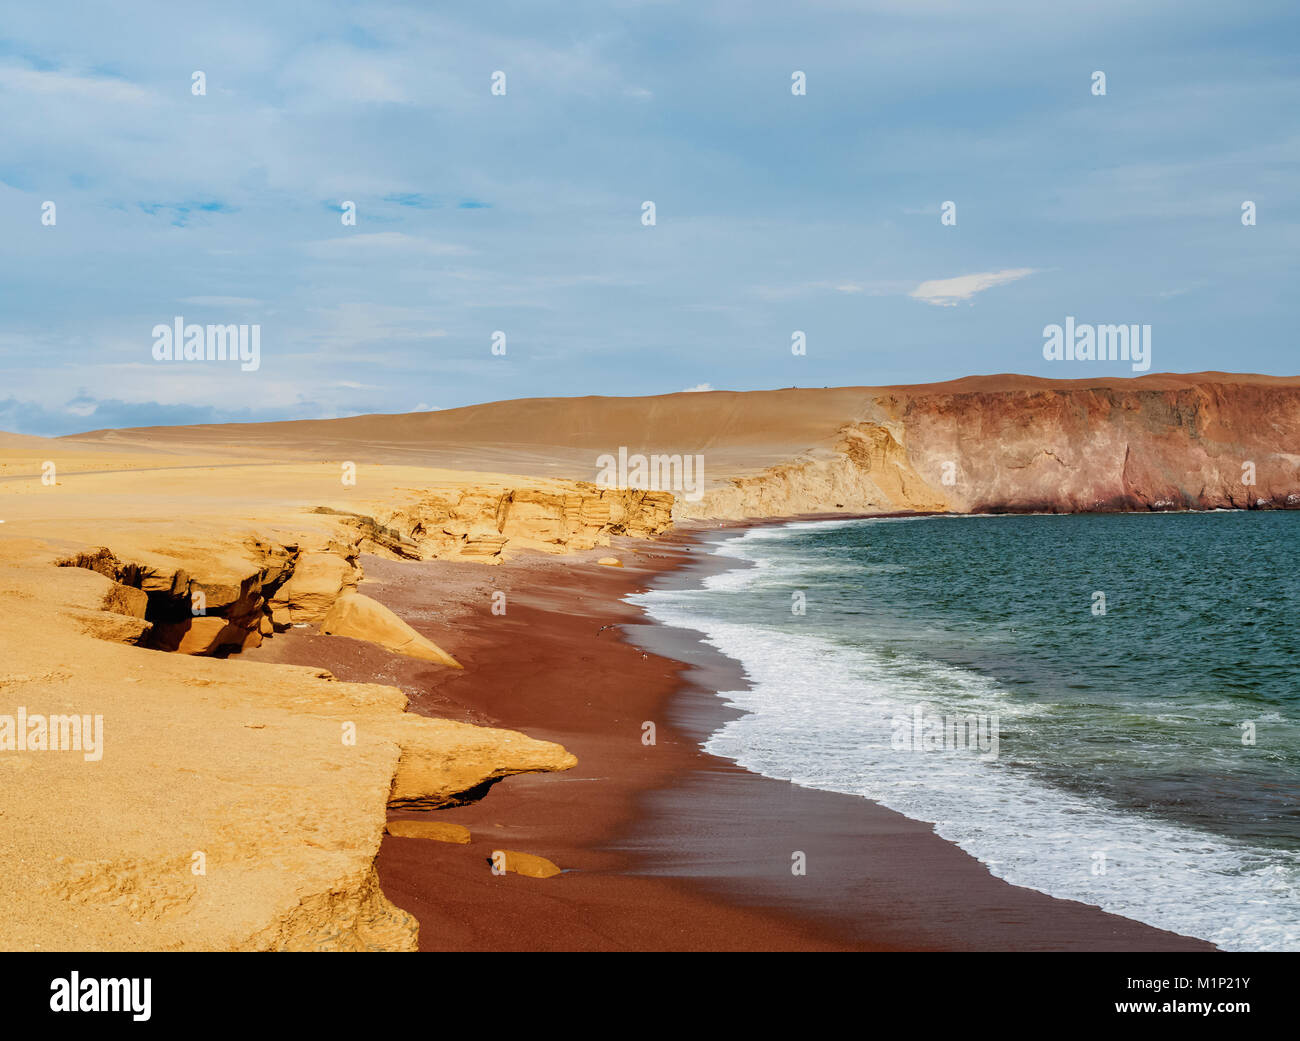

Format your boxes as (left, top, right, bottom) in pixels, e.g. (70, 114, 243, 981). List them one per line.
(632, 530, 1300, 952)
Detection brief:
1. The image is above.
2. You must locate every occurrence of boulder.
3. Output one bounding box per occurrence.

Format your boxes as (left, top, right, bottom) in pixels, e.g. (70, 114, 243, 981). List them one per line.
(385, 820, 471, 844)
(100, 581, 149, 619)
(64, 609, 152, 646)
(151, 616, 247, 655)
(388, 716, 577, 809)
(490, 850, 561, 878)
(268, 552, 356, 623)
(320, 593, 460, 667)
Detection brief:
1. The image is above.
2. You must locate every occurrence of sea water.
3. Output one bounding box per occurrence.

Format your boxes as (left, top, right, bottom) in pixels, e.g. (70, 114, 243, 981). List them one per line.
(631, 512, 1300, 950)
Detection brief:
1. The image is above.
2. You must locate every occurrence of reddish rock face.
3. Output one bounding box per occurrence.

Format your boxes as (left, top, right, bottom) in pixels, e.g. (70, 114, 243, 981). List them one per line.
(65, 370, 1300, 519)
(892, 380, 1300, 513)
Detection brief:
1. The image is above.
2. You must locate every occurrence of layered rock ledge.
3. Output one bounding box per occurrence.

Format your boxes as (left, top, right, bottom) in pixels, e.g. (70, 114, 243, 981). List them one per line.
(0, 457, 668, 951)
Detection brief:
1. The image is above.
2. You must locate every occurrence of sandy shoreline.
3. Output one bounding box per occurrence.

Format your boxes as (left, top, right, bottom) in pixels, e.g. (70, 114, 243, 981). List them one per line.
(244, 525, 1214, 951)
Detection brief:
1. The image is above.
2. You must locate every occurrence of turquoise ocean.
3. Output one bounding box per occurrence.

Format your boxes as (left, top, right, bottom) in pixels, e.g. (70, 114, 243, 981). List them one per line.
(632, 512, 1300, 951)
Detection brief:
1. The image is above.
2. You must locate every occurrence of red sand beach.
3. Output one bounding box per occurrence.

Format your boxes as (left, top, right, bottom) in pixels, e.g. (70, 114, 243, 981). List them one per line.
(244, 527, 1214, 952)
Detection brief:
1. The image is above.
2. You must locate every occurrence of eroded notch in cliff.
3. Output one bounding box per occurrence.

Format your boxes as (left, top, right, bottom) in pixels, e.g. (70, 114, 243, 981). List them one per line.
(56, 543, 300, 656)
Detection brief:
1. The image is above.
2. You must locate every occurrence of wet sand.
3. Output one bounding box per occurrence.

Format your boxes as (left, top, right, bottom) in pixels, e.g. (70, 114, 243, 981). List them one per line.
(244, 528, 1214, 951)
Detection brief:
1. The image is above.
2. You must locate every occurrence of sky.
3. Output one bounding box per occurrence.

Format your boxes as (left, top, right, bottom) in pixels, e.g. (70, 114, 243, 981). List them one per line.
(1, 0, 1297, 436)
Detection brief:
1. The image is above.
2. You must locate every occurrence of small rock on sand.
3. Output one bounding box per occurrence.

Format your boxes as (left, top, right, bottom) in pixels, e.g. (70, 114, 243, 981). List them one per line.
(490, 849, 562, 878)
(597, 557, 623, 567)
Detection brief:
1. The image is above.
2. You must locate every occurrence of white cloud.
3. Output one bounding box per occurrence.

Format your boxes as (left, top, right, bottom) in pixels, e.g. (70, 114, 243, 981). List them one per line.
(680, 383, 714, 393)
(0, 63, 152, 104)
(909, 268, 1036, 307)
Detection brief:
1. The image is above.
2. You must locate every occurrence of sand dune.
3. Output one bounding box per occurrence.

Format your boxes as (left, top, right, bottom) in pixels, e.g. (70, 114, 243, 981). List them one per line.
(62, 371, 1300, 518)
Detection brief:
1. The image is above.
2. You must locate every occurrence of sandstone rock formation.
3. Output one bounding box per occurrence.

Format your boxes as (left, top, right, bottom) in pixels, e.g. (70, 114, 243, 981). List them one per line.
(385, 821, 472, 843)
(678, 377, 1300, 519)
(370, 484, 674, 562)
(388, 716, 579, 809)
(269, 550, 360, 623)
(40, 466, 669, 665)
(320, 593, 461, 667)
(0, 542, 579, 950)
(0, 452, 602, 951)
(885, 377, 1300, 514)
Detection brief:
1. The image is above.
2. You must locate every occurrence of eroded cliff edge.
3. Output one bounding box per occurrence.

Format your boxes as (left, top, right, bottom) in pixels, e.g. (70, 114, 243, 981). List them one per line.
(0, 457, 671, 951)
(677, 375, 1300, 519)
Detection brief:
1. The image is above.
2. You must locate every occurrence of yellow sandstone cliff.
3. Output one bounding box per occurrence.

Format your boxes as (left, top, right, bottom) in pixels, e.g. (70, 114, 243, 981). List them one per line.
(0, 444, 668, 951)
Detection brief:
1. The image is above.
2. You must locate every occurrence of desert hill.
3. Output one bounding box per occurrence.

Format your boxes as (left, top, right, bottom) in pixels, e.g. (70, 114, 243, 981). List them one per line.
(63, 371, 1300, 517)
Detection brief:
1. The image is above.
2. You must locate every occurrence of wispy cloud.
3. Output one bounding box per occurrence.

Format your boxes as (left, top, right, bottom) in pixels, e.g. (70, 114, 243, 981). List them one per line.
(138, 200, 234, 226)
(0, 62, 152, 104)
(384, 193, 438, 209)
(909, 268, 1036, 307)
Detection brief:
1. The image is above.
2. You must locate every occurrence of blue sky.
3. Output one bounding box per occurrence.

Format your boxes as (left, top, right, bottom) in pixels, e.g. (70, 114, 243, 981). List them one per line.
(1, 0, 1297, 435)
